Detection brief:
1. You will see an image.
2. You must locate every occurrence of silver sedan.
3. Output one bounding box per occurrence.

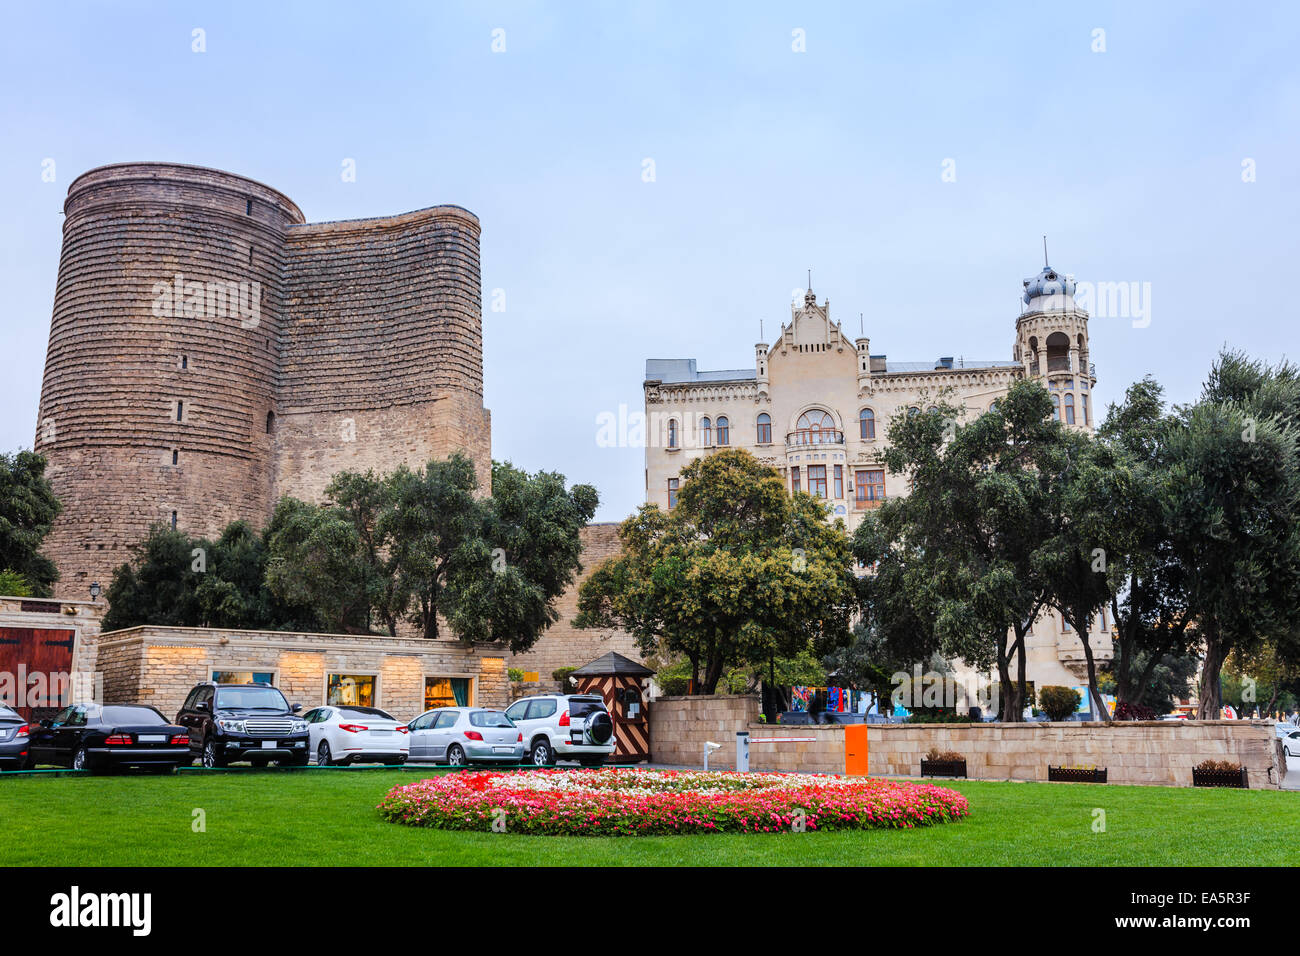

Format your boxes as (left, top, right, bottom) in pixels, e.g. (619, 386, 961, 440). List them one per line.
(407, 707, 524, 765)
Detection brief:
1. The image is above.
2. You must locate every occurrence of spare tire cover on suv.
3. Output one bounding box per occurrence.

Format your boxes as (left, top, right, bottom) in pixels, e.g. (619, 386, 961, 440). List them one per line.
(585, 710, 614, 745)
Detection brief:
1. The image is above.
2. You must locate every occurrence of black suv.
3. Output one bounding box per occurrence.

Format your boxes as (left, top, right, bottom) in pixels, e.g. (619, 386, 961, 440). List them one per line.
(176, 682, 310, 768)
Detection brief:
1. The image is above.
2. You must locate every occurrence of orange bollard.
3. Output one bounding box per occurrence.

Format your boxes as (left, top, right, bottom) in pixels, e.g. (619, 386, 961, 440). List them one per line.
(844, 723, 869, 776)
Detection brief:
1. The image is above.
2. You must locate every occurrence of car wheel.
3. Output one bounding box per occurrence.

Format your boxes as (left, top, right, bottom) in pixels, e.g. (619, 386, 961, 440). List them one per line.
(446, 744, 467, 767)
(72, 747, 89, 772)
(202, 739, 227, 769)
(529, 739, 554, 767)
(317, 741, 334, 767)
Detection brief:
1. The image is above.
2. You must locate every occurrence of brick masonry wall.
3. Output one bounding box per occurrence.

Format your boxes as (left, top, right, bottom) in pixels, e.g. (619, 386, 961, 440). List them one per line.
(96, 625, 510, 721)
(508, 523, 643, 685)
(648, 695, 1282, 788)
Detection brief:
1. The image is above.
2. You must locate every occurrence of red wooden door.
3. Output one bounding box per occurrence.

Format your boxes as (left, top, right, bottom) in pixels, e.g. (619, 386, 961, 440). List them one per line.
(0, 628, 76, 718)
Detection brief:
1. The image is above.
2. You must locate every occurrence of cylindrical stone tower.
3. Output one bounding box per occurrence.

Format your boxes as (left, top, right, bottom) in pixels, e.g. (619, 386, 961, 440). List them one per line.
(35, 162, 491, 599)
(35, 163, 304, 596)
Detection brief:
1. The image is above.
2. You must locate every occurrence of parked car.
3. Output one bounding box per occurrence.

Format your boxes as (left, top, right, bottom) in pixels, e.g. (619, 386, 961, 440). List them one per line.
(303, 705, 410, 766)
(1275, 723, 1297, 739)
(503, 693, 615, 766)
(175, 681, 309, 768)
(27, 703, 190, 773)
(407, 707, 524, 765)
(0, 705, 32, 770)
(1283, 730, 1300, 759)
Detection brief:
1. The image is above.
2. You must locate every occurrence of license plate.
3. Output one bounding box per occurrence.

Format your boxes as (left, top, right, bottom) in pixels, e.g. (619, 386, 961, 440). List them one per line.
(261, 740, 276, 749)
(370, 730, 390, 736)
(139, 735, 166, 743)
(493, 746, 513, 754)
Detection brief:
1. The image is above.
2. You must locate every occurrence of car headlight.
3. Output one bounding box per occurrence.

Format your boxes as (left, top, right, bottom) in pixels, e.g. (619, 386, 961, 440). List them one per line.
(291, 721, 308, 733)
(216, 719, 246, 734)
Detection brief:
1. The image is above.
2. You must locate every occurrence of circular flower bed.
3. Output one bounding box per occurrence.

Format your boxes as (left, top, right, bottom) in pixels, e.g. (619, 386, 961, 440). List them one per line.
(376, 768, 968, 836)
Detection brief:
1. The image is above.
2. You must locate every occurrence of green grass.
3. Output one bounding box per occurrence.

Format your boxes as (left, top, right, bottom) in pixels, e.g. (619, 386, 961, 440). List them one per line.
(2, 768, 1296, 866)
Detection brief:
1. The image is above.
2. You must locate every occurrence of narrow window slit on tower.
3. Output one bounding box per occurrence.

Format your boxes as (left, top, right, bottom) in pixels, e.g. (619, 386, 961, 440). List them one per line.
(172, 449, 179, 465)
(181, 355, 187, 369)
(171, 511, 178, 530)
(176, 400, 184, 421)
(246, 198, 253, 215)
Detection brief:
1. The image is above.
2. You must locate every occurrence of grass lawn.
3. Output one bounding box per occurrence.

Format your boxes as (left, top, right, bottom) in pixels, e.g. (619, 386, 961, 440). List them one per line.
(2, 768, 1296, 866)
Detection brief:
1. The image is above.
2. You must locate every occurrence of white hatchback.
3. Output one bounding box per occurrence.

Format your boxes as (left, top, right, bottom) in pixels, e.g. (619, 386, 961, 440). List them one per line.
(302, 705, 410, 766)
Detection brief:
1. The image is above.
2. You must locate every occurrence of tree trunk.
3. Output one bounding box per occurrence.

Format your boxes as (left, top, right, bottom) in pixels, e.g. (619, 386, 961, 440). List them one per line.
(997, 641, 1023, 722)
(700, 656, 725, 695)
(1197, 631, 1227, 719)
(1075, 620, 1109, 720)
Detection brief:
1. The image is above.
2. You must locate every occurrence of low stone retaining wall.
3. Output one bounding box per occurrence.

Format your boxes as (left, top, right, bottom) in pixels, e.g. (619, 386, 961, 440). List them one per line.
(648, 695, 1282, 788)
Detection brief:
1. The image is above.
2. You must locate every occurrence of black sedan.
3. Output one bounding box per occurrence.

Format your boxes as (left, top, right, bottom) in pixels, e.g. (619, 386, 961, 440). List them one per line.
(0, 705, 32, 770)
(28, 703, 191, 773)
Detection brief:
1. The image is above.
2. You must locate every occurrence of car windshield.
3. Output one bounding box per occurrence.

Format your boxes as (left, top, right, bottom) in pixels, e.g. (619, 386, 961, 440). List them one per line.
(101, 705, 167, 726)
(470, 711, 514, 728)
(339, 707, 394, 721)
(215, 686, 289, 711)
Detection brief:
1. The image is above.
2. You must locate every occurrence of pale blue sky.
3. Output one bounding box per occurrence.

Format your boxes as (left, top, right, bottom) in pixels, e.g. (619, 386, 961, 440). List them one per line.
(3, 1, 1297, 520)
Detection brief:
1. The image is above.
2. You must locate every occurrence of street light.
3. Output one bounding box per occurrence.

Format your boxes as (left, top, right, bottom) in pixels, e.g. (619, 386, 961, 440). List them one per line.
(89, 582, 101, 602)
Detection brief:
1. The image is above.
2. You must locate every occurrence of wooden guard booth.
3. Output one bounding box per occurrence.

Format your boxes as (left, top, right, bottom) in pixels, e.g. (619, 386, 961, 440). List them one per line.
(571, 652, 654, 763)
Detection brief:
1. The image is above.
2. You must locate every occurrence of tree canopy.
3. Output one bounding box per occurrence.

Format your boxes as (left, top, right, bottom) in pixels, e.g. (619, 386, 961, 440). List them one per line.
(0, 450, 61, 596)
(574, 448, 856, 694)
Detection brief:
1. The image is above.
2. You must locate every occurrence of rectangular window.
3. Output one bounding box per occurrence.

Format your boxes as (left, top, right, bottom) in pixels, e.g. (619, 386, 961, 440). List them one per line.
(327, 673, 376, 707)
(1062, 614, 1072, 632)
(808, 464, 827, 498)
(667, 478, 679, 510)
(176, 400, 184, 421)
(212, 670, 274, 686)
(833, 465, 843, 499)
(791, 466, 800, 493)
(855, 469, 885, 503)
(425, 676, 472, 710)
(1081, 394, 1090, 426)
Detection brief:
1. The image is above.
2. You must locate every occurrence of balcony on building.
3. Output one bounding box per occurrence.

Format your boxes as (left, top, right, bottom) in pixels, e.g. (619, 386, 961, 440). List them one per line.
(785, 427, 845, 449)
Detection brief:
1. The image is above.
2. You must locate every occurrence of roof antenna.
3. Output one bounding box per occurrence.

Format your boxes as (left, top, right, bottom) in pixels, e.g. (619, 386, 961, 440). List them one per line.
(807, 268, 812, 290)
(760, 318, 764, 340)
(859, 312, 864, 336)
(1043, 235, 1049, 267)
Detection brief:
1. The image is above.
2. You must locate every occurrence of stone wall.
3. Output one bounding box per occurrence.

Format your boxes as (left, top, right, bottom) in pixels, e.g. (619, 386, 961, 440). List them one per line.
(647, 694, 760, 769)
(508, 522, 643, 686)
(647, 695, 1282, 788)
(95, 625, 509, 720)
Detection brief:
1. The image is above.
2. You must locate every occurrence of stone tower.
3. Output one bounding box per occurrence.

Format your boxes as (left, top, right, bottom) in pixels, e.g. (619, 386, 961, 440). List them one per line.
(1015, 257, 1096, 429)
(35, 163, 490, 597)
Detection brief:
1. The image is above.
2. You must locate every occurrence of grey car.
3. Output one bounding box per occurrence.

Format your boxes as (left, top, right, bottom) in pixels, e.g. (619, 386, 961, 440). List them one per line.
(0, 705, 32, 770)
(407, 707, 524, 766)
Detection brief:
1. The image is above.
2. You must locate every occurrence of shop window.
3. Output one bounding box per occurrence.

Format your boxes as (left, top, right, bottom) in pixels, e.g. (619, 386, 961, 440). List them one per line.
(327, 673, 376, 706)
(212, 670, 275, 686)
(425, 676, 472, 710)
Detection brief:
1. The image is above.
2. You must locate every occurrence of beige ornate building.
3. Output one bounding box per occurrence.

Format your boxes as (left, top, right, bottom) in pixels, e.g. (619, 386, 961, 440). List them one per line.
(643, 260, 1112, 703)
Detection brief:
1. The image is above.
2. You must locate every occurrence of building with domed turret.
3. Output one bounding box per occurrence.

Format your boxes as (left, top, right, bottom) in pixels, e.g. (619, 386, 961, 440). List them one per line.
(643, 255, 1111, 703)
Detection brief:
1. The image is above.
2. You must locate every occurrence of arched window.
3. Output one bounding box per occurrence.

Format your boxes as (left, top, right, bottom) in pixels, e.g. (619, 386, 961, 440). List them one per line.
(668, 419, 678, 448)
(796, 409, 836, 444)
(859, 408, 875, 440)
(716, 416, 729, 445)
(1064, 393, 1075, 425)
(908, 406, 920, 417)
(700, 417, 712, 447)
(756, 413, 771, 444)
(1081, 394, 1090, 426)
(1051, 395, 1061, 422)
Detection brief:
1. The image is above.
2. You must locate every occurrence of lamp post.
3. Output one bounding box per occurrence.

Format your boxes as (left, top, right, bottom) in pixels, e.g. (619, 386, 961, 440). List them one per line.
(89, 582, 101, 603)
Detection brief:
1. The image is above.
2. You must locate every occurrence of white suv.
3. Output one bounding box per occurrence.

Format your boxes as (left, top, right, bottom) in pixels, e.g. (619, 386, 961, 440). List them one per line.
(505, 694, 615, 767)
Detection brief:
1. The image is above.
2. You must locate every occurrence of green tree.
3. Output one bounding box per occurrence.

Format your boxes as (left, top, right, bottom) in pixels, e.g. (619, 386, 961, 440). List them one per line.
(0, 450, 62, 596)
(0, 569, 33, 597)
(1165, 353, 1300, 718)
(325, 469, 400, 635)
(1091, 378, 1199, 711)
(447, 461, 598, 653)
(574, 449, 855, 694)
(193, 520, 275, 630)
(378, 455, 484, 640)
(264, 498, 379, 634)
(862, 381, 1063, 721)
(102, 525, 205, 631)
